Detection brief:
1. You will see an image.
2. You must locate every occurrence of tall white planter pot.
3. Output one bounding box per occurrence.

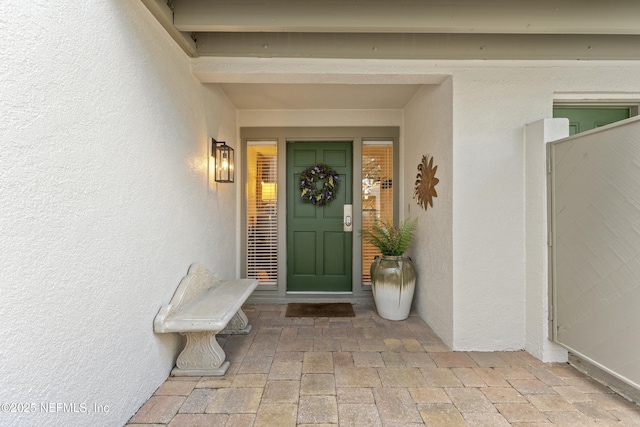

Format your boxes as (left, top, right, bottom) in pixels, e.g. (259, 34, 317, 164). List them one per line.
(370, 255, 416, 321)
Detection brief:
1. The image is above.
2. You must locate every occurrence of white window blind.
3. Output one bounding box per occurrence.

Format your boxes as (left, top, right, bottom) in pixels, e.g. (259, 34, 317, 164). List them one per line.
(246, 142, 278, 286)
(362, 141, 394, 284)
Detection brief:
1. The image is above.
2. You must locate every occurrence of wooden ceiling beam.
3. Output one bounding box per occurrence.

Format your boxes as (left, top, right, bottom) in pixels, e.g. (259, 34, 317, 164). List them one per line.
(194, 32, 640, 60)
(172, 0, 640, 35)
(140, 0, 198, 57)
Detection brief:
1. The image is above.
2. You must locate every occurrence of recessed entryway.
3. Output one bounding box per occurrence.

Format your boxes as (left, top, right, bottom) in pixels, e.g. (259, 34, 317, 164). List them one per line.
(241, 126, 399, 304)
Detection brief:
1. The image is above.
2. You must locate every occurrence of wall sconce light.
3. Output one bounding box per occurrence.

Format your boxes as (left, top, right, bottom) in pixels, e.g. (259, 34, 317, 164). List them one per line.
(212, 138, 234, 183)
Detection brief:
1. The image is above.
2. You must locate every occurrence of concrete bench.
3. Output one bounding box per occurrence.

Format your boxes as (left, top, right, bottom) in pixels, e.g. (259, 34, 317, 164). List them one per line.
(154, 263, 258, 376)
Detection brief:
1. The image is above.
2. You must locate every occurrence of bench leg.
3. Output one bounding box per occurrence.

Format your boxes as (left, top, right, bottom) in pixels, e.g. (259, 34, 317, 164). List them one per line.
(171, 331, 230, 377)
(221, 308, 252, 335)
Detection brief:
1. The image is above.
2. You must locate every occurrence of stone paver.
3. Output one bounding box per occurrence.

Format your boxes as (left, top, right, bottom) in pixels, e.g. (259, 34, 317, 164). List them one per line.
(178, 388, 216, 413)
(126, 304, 640, 426)
(431, 351, 478, 368)
(495, 402, 549, 423)
(335, 367, 382, 388)
(337, 387, 375, 404)
(552, 385, 594, 403)
(297, 395, 338, 424)
(418, 403, 467, 426)
(508, 378, 556, 395)
(409, 387, 452, 404)
(166, 413, 228, 427)
(338, 403, 382, 426)
(225, 413, 255, 426)
(332, 351, 353, 368)
(129, 395, 185, 424)
(467, 351, 511, 368)
(302, 351, 334, 373)
(254, 404, 297, 427)
(446, 387, 497, 413)
(378, 367, 426, 388)
(452, 367, 487, 387)
(268, 360, 302, 380)
(154, 379, 198, 396)
(401, 351, 436, 368)
(474, 367, 511, 387)
(237, 356, 273, 374)
(573, 401, 621, 420)
(375, 388, 423, 424)
(421, 367, 464, 388)
(352, 351, 385, 367)
(481, 386, 528, 404)
(462, 411, 512, 427)
(300, 373, 335, 395)
(261, 380, 300, 404)
(381, 351, 406, 367)
(231, 373, 268, 388)
(526, 393, 577, 412)
(205, 388, 262, 414)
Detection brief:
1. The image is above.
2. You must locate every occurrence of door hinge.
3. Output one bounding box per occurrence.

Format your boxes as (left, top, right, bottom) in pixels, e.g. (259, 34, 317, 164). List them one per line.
(547, 157, 552, 174)
(548, 231, 553, 247)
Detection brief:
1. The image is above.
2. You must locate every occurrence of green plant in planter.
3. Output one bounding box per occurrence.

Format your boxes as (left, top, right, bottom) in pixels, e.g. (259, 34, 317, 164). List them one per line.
(361, 217, 417, 257)
(361, 217, 418, 321)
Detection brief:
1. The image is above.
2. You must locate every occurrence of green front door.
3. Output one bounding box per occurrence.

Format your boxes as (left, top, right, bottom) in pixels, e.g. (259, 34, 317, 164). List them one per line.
(553, 107, 630, 136)
(286, 142, 353, 292)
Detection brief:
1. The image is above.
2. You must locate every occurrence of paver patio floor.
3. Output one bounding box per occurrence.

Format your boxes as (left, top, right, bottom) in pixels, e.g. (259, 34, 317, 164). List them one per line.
(127, 304, 640, 426)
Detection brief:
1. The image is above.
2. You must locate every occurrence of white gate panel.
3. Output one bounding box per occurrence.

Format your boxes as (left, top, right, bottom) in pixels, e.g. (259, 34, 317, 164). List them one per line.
(550, 117, 640, 390)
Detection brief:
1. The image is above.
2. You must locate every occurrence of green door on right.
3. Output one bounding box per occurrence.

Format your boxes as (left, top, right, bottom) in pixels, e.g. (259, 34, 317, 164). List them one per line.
(553, 107, 630, 136)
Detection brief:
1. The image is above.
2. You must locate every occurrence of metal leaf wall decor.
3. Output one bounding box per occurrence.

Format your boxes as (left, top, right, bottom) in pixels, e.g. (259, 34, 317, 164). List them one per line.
(414, 155, 439, 210)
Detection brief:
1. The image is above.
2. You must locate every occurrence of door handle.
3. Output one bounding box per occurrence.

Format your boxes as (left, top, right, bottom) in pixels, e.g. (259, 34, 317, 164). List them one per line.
(344, 204, 353, 232)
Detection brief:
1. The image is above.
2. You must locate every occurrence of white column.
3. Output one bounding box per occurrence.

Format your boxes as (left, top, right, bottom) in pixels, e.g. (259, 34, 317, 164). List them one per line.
(524, 118, 569, 363)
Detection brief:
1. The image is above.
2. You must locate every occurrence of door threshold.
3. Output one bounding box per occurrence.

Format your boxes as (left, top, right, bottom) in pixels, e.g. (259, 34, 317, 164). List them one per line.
(287, 291, 353, 295)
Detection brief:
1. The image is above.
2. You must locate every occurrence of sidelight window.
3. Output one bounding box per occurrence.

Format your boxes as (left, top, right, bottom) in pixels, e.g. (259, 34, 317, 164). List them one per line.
(246, 141, 278, 286)
(361, 141, 394, 284)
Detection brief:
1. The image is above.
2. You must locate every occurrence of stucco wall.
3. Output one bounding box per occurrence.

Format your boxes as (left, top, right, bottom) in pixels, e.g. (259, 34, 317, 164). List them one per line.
(447, 64, 640, 351)
(450, 67, 531, 350)
(0, 2, 237, 426)
(402, 81, 454, 347)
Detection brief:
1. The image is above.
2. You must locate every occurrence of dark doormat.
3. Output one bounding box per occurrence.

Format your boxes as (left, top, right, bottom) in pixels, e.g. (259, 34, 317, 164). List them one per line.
(285, 302, 355, 318)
